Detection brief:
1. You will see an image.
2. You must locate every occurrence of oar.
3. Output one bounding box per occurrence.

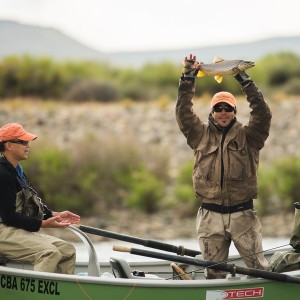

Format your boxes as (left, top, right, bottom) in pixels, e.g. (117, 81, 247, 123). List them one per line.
(113, 245, 300, 284)
(77, 224, 201, 257)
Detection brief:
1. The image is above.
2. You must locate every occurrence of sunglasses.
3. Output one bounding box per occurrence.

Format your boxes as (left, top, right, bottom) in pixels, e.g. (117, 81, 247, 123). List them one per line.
(213, 104, 235, 113)
(6, 140, 29, 145)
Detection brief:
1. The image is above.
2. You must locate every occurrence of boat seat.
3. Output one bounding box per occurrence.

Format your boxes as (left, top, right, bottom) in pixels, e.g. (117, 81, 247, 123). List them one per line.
(109, 257, 164, 280)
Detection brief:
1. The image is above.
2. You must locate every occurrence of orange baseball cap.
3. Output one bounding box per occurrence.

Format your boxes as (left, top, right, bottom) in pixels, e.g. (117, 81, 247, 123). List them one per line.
(211, 91, 236, 108)
(0, 123, 37, 142)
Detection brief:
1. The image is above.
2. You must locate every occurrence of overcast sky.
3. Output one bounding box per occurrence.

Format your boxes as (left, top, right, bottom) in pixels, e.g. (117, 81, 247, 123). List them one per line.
(0, 0, 299, 53)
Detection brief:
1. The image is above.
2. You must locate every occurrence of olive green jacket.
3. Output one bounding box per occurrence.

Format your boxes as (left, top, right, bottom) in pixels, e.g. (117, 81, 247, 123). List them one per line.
(176, 79, 272, 206)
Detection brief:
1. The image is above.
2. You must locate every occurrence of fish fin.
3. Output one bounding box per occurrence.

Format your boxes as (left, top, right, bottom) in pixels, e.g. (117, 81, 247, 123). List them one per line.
(232, 67, 240, 76)
(213, 57, 224, 63)
(197, 70, 207, 77)
(214, 75, 223, 83)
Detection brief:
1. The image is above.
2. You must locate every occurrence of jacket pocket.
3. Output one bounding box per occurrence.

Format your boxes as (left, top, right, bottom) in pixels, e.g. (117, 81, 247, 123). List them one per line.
(227, 136, 252, 179)
(227, 176, 258, 202)
(194, 144, 219, 181)
(194, 178, 219, 200)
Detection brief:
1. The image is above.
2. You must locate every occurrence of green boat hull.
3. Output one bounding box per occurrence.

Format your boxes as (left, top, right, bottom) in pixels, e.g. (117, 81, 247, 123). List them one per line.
(1, 266, 300, 300)
(1, 225, 300, 299)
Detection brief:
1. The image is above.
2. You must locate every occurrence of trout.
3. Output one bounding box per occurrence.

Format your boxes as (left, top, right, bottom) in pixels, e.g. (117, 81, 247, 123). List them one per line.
(197, 57, 255, 83)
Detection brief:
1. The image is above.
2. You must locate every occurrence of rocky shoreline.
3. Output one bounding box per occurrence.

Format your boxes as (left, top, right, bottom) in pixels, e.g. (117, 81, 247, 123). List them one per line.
(1, 96, 300, 170)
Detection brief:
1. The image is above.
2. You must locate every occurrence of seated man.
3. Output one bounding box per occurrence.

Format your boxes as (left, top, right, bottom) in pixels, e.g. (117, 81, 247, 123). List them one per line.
(0, 123, 80, 274)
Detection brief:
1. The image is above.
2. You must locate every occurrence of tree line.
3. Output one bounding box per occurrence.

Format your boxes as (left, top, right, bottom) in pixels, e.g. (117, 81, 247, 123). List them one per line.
(1, 52, 300, 102)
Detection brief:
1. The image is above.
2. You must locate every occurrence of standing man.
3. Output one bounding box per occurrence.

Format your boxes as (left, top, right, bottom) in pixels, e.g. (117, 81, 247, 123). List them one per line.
(176, 54, 272, 279)
(0, 123, 80, 274)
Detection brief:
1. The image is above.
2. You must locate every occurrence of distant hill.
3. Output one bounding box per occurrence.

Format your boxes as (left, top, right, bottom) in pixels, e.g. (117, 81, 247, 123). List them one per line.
(0, 20, 106, 61)
(1, 19, 300, 67)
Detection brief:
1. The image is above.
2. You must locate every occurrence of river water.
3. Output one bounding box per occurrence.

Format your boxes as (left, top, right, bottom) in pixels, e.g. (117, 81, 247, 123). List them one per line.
(74, 237, 291, 263)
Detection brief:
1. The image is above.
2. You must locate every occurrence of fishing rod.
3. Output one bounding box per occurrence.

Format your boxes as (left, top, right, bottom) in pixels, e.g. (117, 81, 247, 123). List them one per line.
(77, 225, 291, 261)
(113, 245, 300, 284)
(77, 224, 201, 257)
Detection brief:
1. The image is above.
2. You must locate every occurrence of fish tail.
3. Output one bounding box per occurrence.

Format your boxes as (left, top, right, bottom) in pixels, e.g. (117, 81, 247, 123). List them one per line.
(197, 70, 207, 78)
(214, 75, 223, 83)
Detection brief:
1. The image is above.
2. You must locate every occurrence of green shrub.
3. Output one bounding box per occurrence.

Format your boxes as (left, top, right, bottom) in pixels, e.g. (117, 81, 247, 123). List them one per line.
(258, 156, 300, 214)
(65, 79, 120, 102)
(271, 156, 300, 210)
(21, 146, 80, 211)
(173, 160, 197, 216)
(122, 167, 165, 213)
(21, 135, 170, 216)
(283, 78, 300, 95)
(258, 52, 300, 87)
(257, 166, 277, 215)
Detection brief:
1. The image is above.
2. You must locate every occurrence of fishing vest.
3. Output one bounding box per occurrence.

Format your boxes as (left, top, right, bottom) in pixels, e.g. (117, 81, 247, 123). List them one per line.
(15, 187, 44, 220)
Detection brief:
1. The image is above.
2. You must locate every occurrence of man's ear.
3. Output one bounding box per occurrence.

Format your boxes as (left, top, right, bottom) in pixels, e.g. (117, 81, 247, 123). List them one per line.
(5, 142, 14, 151)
